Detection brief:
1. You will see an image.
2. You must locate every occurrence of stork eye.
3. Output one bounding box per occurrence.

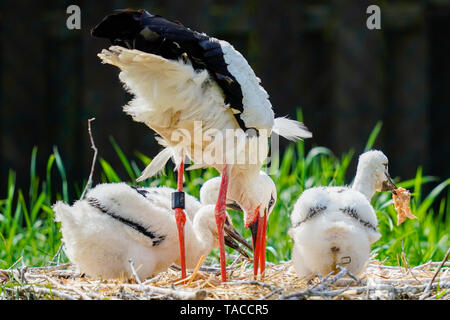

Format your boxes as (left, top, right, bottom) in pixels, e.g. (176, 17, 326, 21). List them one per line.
(268, 194, 275, 209)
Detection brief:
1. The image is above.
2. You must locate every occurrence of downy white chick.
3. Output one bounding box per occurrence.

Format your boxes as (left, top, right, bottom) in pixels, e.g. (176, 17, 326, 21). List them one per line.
(53, 181, 250, 280)
(289, 150, 396, 278)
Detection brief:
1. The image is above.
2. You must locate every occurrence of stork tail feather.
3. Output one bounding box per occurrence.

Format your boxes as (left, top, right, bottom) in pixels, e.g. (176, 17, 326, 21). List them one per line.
(186, 163, 207, 171)
(136, 147, 173, 182)
(273, 117, 312, 141)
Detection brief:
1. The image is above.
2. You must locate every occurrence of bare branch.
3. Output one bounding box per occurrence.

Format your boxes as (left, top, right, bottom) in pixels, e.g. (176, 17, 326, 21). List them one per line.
(80, 118, 98, 200)
(2, 284, 78, 300)
(420, 248, 450, 299)
(225, 280, 279, 292)
(129, 259, 153, 300)
(128, 259, 142, 285)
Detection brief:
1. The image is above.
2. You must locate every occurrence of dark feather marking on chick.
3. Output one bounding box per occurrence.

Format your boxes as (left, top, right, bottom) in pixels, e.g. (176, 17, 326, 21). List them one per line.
(292, 204, 328, 228)
(87, 197, 166, 246)
(340, 206, 377, 232)
(130, 185, 150, 197)
(129, 186, 160, 206)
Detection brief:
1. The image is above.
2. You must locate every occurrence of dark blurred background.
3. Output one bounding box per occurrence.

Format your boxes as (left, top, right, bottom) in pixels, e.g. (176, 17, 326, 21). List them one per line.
(0, 0, 449, 197)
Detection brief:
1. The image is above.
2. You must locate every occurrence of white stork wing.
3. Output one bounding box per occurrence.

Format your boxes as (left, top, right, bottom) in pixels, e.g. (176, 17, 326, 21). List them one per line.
(218, 40, 275, 132)
(93, 10, 311, 137)
(98, 45, 212, 127)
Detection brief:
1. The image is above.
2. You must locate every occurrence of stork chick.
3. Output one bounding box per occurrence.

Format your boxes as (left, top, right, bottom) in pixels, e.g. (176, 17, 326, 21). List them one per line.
(289, 150, 396, 279)
(53, 182, 250, 280)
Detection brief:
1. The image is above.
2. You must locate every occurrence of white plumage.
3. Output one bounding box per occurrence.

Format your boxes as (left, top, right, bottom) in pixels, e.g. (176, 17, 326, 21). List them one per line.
(218, 40, 274, 131)
(289, 150, 396, 279)
(53, 181, 248, 280)
(92, 10, 311, 280)
(97, 45, 304, 222)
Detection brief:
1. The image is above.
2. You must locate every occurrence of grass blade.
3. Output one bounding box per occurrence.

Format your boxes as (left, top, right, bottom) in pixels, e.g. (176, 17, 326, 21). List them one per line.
(364, 121, 383, 151)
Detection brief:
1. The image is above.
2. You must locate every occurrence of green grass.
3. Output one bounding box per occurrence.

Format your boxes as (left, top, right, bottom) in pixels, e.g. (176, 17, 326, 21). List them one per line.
(0, 123, 449, 269)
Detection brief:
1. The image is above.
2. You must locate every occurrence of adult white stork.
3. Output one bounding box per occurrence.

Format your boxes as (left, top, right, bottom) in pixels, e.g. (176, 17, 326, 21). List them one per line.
(53, 182, 251, 280)
(91, 9, 312, 281)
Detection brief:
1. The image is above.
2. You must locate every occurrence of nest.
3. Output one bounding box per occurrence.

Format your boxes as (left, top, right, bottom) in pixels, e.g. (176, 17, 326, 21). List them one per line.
(1, 255, 449, 300)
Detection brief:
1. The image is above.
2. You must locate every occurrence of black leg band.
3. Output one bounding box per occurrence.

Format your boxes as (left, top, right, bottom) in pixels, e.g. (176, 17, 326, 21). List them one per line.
(172, 191, 185, 209)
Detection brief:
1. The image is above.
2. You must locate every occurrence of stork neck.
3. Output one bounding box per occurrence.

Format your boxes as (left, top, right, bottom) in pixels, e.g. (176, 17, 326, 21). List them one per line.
(191, 213, 216, 258)
(227, 168, 260, 213)
(352, 167, 376, 201)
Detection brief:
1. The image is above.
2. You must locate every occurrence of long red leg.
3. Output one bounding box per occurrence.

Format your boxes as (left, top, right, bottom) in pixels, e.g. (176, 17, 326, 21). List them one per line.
(215, 164, 230, 283)
(174, 159, 187, 280)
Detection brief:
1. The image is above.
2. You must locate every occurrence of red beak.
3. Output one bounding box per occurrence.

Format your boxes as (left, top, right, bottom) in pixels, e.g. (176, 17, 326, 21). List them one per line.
(248, 206, 267, 279)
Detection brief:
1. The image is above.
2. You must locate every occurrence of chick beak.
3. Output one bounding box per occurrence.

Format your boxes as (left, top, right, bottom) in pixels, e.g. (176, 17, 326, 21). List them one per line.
(382, 172, 397, 192)
(224, 219, 252, 259)
(226, 200, 243, 213)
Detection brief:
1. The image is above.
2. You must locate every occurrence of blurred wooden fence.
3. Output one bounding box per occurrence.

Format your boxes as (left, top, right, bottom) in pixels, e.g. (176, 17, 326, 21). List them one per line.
(0, 0, 449, 197)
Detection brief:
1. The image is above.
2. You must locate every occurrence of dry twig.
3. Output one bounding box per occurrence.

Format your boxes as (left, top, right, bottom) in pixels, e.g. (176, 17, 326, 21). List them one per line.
(80, 117, 98, 200)
(419, 248, 450, 300)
